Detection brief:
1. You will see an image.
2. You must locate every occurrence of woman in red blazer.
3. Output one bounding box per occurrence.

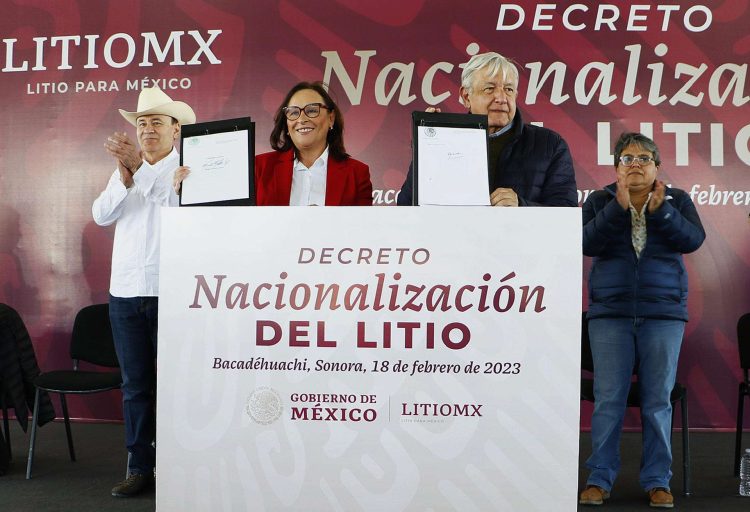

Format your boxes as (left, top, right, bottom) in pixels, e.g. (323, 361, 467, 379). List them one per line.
(255, 81, 372, 206)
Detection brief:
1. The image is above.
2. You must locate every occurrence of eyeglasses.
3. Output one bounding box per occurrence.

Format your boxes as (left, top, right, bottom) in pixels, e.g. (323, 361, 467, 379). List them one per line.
(619, 155, 655, 167)
(283, 103, 330, 121)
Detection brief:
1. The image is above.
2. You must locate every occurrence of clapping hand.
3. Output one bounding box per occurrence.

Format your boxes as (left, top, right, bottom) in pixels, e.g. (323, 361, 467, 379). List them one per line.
(105, 132, 142, 172)
(615, 172, 630, 210)
(648, 180, 666, 213)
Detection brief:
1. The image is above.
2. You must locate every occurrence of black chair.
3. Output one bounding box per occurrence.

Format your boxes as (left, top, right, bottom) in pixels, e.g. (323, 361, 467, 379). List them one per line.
(0, 390, 9, 474)
(25, 304, 121, 479)
(1, 380, 10, 461)
(580, 313, 691, 496)
(0, 303, 56, 463)
(734, 313, 750, 476)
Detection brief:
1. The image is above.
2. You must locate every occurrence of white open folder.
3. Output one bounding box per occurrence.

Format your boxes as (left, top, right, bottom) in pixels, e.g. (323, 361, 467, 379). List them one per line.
(413, 112, 489, 206)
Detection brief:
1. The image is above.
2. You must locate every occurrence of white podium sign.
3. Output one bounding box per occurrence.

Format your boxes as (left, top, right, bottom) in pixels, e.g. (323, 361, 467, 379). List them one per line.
(157, 207, 582, 511)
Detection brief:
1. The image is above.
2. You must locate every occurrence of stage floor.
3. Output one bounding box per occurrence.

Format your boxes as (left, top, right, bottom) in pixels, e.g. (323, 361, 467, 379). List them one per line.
(0, 421, 747, 511)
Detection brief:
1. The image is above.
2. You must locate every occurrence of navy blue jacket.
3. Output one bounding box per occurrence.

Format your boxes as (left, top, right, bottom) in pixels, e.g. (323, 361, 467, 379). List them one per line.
(583, 184, 705, 321)
(397, 108, 577, 206)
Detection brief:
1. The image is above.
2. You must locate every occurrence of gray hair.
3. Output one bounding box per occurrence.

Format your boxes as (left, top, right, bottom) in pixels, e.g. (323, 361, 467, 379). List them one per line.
(460, 52, 520, 106)
(613, 132, 661, 167)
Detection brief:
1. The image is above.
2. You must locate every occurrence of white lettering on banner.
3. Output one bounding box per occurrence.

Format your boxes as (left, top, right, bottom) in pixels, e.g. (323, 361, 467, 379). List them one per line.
(372, 188, 400, 205)
(141, 31, 186, 66)
(126, 77, 192, 90)
(375, 62, 417, 105)
(103, 33, 136, 68)
(689, 185, 750, 206)
(322, 44, 479, 106)
(25, 77, 192, 95)
(26, 82, 68, 94)
(2, 30, 221, 72)
(73, 80, 119, 92)
(49, 35, 80, 69)
(496, 4, 712, 32)
(580, 183, 750, 208)
(525, 44, 749, 108)
(422, 61, 454, 104)
(596, 121, 750, 167)
(323, 43, 747, 109)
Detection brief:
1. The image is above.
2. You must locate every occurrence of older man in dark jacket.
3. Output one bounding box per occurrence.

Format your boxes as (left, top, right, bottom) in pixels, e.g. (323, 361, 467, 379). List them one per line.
(579, 132, 705, 509)
(397, 51, 577, 207)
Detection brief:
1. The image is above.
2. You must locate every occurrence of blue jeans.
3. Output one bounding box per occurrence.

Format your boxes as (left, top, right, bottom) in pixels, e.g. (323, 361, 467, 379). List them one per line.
(109, 295, 158, 475)
(585, 317, 684, 492)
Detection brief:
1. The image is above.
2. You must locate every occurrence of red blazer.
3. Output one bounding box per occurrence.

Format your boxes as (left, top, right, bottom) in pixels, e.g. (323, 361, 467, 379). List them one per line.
(255, 150, 372, 206)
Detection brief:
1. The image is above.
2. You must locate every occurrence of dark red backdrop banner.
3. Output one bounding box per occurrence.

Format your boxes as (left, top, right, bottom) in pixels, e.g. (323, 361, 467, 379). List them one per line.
(1, 0, 748, 429)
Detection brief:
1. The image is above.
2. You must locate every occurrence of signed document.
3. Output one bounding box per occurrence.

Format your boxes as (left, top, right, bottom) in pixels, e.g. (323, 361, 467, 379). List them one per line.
(181, 129, 250, 205)
(417, 125, 489, 206)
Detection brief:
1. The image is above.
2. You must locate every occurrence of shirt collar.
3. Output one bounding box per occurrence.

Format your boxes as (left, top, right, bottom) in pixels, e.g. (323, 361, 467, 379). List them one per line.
(144, 147, 178, 169)
(629, 192, 653, 217)
(489, 119, 514, 138)
(293, 146, 329, 172)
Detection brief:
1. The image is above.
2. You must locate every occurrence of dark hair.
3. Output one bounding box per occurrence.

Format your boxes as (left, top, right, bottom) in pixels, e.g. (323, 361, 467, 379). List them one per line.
(269, 81, 349, 161)
(613, 132, 661, 167)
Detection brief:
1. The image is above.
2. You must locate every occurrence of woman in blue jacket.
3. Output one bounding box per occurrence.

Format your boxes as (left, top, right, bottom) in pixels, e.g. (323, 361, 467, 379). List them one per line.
(579, 132, 705, 508)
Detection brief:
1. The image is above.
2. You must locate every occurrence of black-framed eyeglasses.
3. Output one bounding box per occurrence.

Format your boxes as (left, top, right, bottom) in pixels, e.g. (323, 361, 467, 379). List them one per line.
(283, 103, 330, 121)
(619, 155, 655, 167)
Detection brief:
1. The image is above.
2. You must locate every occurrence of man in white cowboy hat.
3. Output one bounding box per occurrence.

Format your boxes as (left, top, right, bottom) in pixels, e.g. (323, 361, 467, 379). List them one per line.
(92, 86, 195, 498)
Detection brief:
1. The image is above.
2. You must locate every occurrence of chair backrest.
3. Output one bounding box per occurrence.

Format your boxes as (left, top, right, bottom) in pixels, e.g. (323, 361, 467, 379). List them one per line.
(70, 304, 119, 368)
(737, 313, 750, 372)
(581, 312, 594, 373)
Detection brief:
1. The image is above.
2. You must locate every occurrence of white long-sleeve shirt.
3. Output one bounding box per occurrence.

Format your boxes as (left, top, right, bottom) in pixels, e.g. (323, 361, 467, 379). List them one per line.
(290, 147, 328, 206)
(92, 148, 180, 297)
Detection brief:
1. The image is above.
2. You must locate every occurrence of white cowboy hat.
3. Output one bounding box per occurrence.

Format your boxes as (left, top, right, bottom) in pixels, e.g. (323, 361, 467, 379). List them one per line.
(118, 87, 196, 126)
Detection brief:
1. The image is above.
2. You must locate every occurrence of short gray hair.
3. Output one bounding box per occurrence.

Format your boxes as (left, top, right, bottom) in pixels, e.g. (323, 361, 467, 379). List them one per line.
(460, 52, 520, 106)
(613, 132, 661, 167)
